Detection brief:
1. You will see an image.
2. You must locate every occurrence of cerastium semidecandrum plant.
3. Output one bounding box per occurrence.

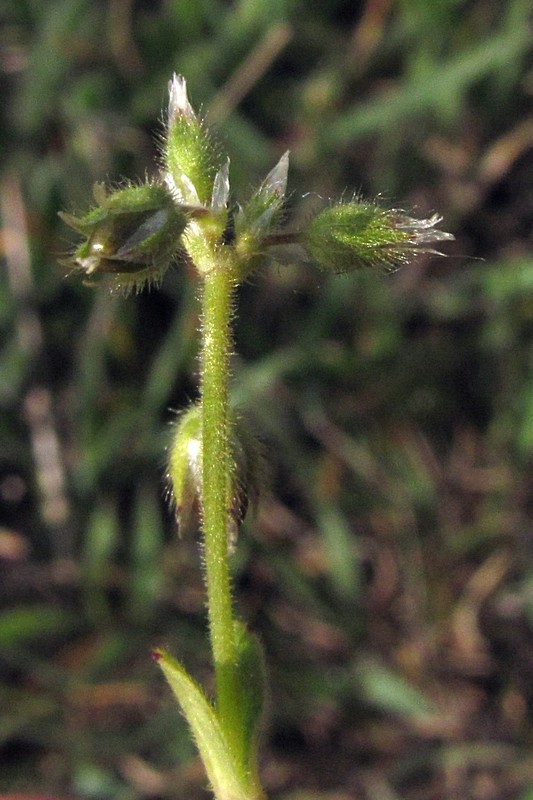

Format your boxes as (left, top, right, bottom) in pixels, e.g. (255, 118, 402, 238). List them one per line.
(60, 75, 454, 800)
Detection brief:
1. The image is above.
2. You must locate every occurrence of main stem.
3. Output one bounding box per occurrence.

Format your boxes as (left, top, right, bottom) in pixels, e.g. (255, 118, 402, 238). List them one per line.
(200, 261, 239, 740)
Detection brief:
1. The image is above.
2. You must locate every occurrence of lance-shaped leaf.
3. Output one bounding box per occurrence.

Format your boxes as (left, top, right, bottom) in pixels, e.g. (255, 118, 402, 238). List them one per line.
(154, 649, 251, 800)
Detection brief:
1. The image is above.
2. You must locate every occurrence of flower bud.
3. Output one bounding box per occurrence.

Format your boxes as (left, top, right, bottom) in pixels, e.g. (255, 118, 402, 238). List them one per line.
(59, 181, 190, 293)
(167, 405, 264, 548)
(167, 405, 203, 537)
(234, 151, 289, 278)
(305, 199, 454, 274)
(164, 74, 220, 208)
(163, 76, 232, 273)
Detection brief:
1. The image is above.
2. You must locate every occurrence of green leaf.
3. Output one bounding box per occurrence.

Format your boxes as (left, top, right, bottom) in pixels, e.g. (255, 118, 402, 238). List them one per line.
(316, 503, 362, 601)
(82, 502, 119, 623)
(233, 621, 267, 774)
(0, 606, 79, 648)
(354, 659, 435, 720)
(155, 649, 250, 800)
(128, 485, 164, 623)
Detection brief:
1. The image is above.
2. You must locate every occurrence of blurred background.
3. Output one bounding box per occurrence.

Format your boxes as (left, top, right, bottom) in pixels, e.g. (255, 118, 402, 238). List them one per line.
(1, 1, 533, 798)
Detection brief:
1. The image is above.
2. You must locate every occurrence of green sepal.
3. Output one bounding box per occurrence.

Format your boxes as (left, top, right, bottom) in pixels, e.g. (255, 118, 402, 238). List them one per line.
(166, 116, 219, 208)
(227, 414, 265, 550)
(154, 648, 251, 800)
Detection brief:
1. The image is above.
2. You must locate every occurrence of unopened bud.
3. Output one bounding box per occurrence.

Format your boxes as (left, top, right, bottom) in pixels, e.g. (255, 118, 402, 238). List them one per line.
(164, 74, 220, 208)
(59, 181, 189, 293)
(234, 151, 290, 278)
(167, 406, 264, 548)
(305, 199, 454, 274)
(167, 405, 203, 536)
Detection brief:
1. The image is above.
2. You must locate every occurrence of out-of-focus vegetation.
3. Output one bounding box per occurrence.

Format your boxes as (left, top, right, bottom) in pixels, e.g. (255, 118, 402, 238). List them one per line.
(1, 1, 532, 798)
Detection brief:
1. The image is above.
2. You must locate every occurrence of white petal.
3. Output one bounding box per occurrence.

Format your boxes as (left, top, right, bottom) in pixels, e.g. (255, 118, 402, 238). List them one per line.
(77, 256, 100, 275)
(396, 213, 434, 230)
(394, 211, 454, 244)
(413, 229, 455, 244)
(179, 174, 201, 206)
(168, 73, 196, 122)
(92, 182, 107, 204)
(186, 437, 202, 484)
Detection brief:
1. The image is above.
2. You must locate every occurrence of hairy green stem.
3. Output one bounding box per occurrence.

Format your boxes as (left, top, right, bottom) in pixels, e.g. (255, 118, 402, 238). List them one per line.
(200, 259, 240, 745)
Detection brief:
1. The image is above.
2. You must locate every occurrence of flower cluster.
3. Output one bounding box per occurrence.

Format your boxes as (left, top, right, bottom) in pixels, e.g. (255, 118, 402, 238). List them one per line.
(60, 76, 293, 289)
(60, 75, 454, 292)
